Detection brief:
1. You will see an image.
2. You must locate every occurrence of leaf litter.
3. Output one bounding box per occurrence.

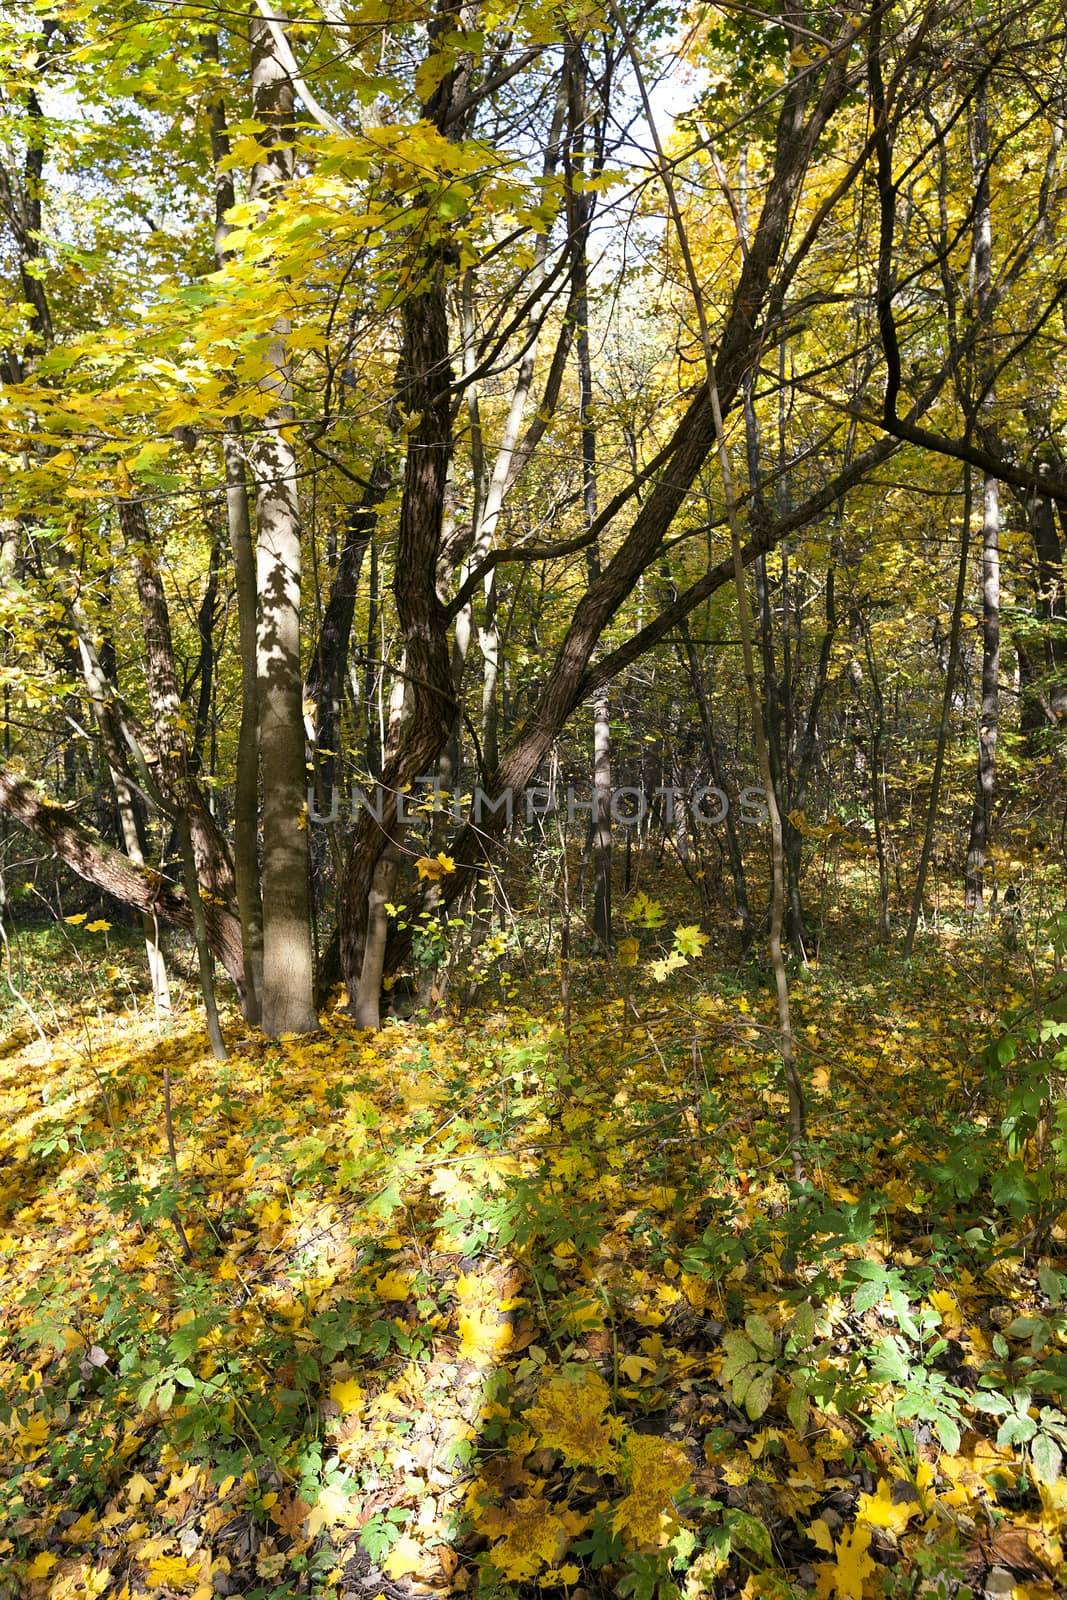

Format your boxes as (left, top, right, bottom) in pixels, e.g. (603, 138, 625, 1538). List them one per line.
(0, 932, 1064, 1599)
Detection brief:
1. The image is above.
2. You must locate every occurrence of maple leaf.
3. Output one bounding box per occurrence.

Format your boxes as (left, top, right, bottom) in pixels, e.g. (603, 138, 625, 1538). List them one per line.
(306, 1483, 356, 1537)
(484, 1491, 586, 1581)
(856, 1477, 921, 1535)
(458, 1305, 513, 1363)
(382, 1535, 424, 1578)
(374, 1270, 414, 1301)
(827, 1521, 876, 1599)
(329, 1376, 365, 1414)
(526, 1365, 620, 1470)
(146, 1553, 202, 1590)
(673, 924, 708, 958)
(415, 852, 455, 881)
(613, 1434, 691, 1550)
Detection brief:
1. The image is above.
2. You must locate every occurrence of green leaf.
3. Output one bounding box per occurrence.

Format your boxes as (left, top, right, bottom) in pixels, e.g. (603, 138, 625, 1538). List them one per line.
(934, 1412, 961, 1453)
(870, 1335, 909, 1385)
(168, 1316, 213, 1360)
(853, 1278, 884, 1313)
(791, 1302, 816, 1347)
(725, 1508, 772, 1566)
(1038, 1264, 1063, 1307)
(787, 1383, 809, 1434)
(743, 1367, 774, 1419)
(1031, 1431, 1062, 1486)
(721, 1332, 758, 1381)
(970, 1390, 1012, 1416)
(745, 1313, 775, 1357)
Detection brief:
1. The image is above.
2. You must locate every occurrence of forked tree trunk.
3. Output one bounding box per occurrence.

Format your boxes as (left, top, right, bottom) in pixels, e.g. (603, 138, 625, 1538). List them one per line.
(341, 18, 851, 996)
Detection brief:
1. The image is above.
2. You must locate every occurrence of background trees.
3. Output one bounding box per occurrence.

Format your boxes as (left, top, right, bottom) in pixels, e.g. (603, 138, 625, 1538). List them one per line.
(0, 0, 1063, 1033)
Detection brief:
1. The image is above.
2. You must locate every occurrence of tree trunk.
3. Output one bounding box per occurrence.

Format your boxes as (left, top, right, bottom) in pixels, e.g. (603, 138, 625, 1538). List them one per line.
(0, 768, 245, 985)
(125, 501, 232, 1048)
(248, 8, 317, 1034)
(965, 81, 1000, 911)
(347, 25, 852, 991)
(204, 25, 264, 1021)
(69, 603, 172, 1015)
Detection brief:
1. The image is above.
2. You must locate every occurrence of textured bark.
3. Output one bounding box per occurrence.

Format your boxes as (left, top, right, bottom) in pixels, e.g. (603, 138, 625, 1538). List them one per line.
(222, 425, 265, 1022)
(0, 19, 56, 379)
(205, 26, 264, 1020)
(69, 604, 172, 1015)
(306, 460, 390, 802)
(120, 499, 237, 908)
(338, 2, 469, 1007)
(964, 82, 1000, 911)
(339, 269, 458, 1011)
(248, 8, 317, 1034)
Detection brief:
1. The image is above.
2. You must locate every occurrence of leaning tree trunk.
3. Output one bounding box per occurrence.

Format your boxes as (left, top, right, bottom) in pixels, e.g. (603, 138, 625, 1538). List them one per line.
(0, 767, 246, 987)
(69, 601, 172, 1015)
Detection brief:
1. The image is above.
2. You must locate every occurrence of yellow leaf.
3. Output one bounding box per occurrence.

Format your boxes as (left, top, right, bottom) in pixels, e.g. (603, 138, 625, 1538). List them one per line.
(482, 1491, 586, 1581)
(458, 1306, 513, 1363)
(809, 1517, 835, 1553)
(26, 1554, 57, 1580)
(64, 912, 87, 924)
(526, 1365, 619, 1471)
(856, 1478, 920, 1535)
(374, 1270, 414, 1301)
(613, 1434, 691, 1549)
(831, 1521, 876, 1599)
(382, 1536, 424, 1578)
(415, 852, 456, 881)
(329, 1377, 365, 1415)
(619, 1353, 657, 1382)
(307, 1483, 356, 1537)
(146, 1554, 201, 1590)
(617, 936, 639, 969)
(85, 919, 111, 932)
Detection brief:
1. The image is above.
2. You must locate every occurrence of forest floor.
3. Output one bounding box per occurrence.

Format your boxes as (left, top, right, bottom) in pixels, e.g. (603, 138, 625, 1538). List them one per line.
(1, 902, 1065, 1600)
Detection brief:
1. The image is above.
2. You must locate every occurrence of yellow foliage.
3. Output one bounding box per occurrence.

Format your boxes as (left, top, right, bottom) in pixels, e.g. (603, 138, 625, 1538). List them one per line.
(613, 1434, 691, 1549)
(381, 1535, 425, 1578)
(526, 1365, 620, 1471)
(481, 1490, 587, 1581)
(329, 1377, 365, 1414)
(855, 1477, 921, 1535)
